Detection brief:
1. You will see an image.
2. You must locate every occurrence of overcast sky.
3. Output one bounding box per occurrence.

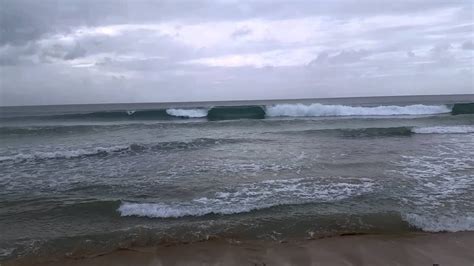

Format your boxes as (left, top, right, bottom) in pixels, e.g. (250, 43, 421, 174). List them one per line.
(0, 0, 473, 105)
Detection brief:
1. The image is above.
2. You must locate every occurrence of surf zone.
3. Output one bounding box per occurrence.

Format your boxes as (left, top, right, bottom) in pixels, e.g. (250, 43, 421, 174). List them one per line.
(4, 103, 473, 121)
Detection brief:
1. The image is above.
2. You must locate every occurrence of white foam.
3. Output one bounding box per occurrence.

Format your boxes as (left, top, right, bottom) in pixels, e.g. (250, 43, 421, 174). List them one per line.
(166, 108, 208, 118)
(397, 145, 474, 200)
(395, 141, 474, 232)
(412, 125, 474, 134)
(118, 177, 375, 218)
(265, 103, 451, 117)
(403, 213, 474, 232)
(0, 247, 15, 258)
(0, 145, 130, 162)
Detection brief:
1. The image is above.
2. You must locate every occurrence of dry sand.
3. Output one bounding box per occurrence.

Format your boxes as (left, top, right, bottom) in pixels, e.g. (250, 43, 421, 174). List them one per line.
(5, 232, 474, 266)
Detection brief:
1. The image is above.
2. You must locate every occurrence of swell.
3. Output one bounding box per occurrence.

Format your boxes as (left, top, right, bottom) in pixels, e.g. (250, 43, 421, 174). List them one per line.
(0, 125, 103, 136)
(1, 108, 208, 121)
(0, 138, 247, 163)
(0, 123, 172, 136)
(57, 109, 175, 120)
(3, 102, 471, 122)
(3, 123, 472, 143)
(276, 125, 474, 138)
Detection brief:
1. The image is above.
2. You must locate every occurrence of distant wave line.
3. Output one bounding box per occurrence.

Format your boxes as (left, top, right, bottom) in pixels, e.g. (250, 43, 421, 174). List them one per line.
(3, 103, 470, 122)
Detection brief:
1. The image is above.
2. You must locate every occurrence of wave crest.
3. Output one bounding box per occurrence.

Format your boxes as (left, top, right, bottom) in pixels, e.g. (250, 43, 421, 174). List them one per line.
(265, 104, 451, 117)
(403, 213, 474, 232)
(118, 177, 375, 218)
(166, 108, 208, 118)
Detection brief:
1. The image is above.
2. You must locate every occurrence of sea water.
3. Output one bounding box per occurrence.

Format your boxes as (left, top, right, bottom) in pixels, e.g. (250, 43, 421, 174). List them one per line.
(0, 95, 473, 260)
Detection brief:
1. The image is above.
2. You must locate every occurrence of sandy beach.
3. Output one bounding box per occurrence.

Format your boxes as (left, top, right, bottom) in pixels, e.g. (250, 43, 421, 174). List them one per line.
(5, 232, 474, 266)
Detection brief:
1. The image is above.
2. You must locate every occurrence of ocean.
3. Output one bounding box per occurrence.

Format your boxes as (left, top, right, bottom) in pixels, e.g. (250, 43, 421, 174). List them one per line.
(1, 94, 473, 261)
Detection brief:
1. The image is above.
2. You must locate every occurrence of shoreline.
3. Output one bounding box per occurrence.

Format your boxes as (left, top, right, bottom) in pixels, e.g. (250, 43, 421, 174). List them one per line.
(5, 231, 474, 266)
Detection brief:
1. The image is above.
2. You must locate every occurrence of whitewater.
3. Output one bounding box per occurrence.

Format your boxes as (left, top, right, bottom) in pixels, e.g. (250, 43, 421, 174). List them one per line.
(2, 103, 464, 123)
(265, 103, 451, 117)
(164, 104, 452, 119)
(1, 96, 473, 261)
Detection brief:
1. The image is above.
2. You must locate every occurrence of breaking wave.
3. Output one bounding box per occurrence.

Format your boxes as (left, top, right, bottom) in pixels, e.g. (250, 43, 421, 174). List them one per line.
(118, 177, 375, 218)
(403, 213, 474, 232)
(266, 104, 451, 117)
(4, 103, 464, 122)
(165, 108, 208, 118)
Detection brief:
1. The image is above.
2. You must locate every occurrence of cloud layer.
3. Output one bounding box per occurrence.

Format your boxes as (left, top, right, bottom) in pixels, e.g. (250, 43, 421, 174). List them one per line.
(0, 0, 473, 105)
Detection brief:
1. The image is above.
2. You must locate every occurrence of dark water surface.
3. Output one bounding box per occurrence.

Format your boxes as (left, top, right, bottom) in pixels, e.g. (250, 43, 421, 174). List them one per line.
(1, 95, 473, 260)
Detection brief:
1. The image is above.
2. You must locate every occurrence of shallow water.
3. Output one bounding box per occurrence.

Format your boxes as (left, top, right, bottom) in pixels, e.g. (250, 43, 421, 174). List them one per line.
(1, 96, 473, 260)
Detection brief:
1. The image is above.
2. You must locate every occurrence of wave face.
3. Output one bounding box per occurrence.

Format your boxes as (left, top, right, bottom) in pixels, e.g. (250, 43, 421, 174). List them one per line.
(452, 103, 474, 115)
(165, 108, 208, 118)
(48, 109, 207, 120)
(118, 177, 375, 218)
(412, 125, 474, 134)
(207, 106, 266, 120)
(265, 104, 451, 117)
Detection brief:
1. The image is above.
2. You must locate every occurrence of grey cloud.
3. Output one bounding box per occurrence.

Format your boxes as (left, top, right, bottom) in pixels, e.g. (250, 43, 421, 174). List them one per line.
(63, 44, 87, 60)
(0, 0, 473, 105)
(34, 42, 87, 63)
(430, 43, 457, 64)
(1, 0, 468, 45)
(232, 27, 252, 38)
(462, 41, 474, 50)
(308, 50, 371, 66)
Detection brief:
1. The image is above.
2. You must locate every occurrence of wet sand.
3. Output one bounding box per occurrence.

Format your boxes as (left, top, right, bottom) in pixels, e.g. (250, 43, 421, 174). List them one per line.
(5, 232, 474, 266)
